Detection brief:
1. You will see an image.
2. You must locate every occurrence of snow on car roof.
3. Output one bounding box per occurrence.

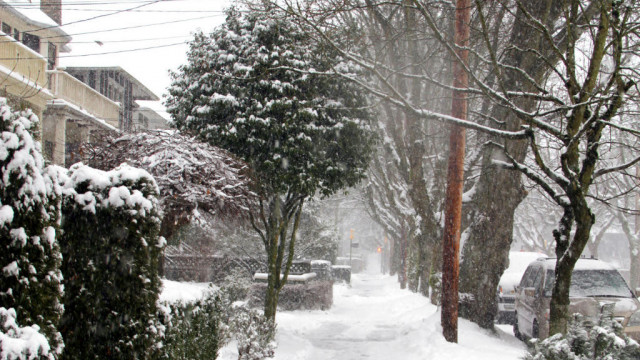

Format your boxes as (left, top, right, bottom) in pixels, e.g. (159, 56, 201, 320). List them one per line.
(540, 257, 617, 271)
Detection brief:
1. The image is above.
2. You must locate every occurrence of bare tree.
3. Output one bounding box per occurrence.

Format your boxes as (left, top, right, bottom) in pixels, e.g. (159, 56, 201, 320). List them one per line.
(279, 0, 640, 336)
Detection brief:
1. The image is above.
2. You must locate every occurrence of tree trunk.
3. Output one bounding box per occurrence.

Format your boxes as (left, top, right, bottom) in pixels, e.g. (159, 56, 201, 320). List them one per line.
(458, 0, 563, 329)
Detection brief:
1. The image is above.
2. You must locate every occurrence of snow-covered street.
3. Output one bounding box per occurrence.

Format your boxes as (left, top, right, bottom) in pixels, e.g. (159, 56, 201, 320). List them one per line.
(217, 260, 527, 360)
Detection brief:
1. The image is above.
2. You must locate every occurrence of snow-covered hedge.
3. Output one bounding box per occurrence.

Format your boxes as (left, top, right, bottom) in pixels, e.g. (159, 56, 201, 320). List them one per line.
(0, 98, 63, 358)
(248, 281, 333, 311)
(158, 289, 226, 360)
(0, 307, 53, 360)
(58, 163, 164, 359)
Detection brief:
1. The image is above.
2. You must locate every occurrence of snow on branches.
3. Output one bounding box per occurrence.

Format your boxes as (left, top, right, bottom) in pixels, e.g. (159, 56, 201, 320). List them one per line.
(82, 130, 257, 237)
(165, 7, 375, 198)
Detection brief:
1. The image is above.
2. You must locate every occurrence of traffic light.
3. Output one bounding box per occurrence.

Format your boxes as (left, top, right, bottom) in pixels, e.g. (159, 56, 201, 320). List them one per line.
(377, 246, 382, 253)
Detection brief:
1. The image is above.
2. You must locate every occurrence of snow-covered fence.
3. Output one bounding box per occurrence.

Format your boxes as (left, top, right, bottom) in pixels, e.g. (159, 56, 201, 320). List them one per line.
(163, 248, 264, 283)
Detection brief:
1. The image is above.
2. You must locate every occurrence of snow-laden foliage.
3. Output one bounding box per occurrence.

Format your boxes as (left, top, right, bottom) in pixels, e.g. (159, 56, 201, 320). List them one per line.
(166, 5, 375, 320)
(83, 130, 257, 238)
(525, 311, 640, 360)
(165, 7, 375, 198)
(158, 289, 226, 360)
(0, 307, 53, 360)
(220, 267, 253, 303)
(58, 163, 164, 360)
(0, 98, 63, 357)
(229, 304, 276, 360)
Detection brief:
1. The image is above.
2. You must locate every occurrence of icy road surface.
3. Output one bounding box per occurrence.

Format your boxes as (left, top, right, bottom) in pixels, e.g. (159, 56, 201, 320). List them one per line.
(220, 268, 527, 359)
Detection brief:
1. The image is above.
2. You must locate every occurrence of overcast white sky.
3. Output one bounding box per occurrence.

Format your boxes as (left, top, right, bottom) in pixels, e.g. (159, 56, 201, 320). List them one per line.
(60, 0, 230, 100)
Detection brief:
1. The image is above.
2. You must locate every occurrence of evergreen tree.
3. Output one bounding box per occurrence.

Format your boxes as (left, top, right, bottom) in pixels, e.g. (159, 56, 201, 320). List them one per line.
(166, 7, 374, 320)
(59, 163, 164, 359)
(0, 98, 64, 356)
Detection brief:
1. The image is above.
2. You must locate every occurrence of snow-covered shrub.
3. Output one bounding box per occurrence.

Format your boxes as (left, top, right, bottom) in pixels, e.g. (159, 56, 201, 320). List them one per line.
(0, 307, 53, 360)
(158, 290, 227, 360)
(248, 281, 333, 311)
(0, 98, 64, 356)
(525, 311, 640, 360)
(58, 163, 164, 359)
(221, 267, 254, 303)
(230, 305, 276, 360)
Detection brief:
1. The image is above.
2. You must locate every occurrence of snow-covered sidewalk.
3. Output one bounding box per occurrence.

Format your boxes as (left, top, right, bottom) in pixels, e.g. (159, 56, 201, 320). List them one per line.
(220, 270, 527, 360)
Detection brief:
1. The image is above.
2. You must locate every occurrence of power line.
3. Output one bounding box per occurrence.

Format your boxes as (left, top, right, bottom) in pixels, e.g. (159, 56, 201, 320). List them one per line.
(0, 41, 188, 60)
(0, 34, 190, 45)
(40, 14, 223, 39)
(7, 0, 164, 34)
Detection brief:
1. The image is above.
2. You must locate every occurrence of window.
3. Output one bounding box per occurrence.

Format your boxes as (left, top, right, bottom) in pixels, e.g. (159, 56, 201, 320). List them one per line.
(543, 269, 634, 298)
(13, 28, 19, 41)
(48, 43, 57, 70)
(22, 33, 40, 53)
(89, 70, 96, 89)
(519, 266, 535, 288)
(2, 22, 11, 36)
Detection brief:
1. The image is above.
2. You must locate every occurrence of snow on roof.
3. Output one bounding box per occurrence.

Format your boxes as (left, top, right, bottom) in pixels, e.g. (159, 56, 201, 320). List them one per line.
(2, 1, 71, 44)
(541, 257, 618, 271)
(47, 99, 117, 131)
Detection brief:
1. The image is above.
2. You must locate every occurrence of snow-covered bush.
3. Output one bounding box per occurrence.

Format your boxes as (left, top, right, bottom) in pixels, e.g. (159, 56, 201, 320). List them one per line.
(230, 305, 276, 360)
(525, 311, 640, 360)
(158, 290, 227, 360)
(0, 307, 53, 360)
(58, 163, 164, 359)
(221, 267, 254, 303)
(248, 281, 333, 311)
(0, 98, 64, 357)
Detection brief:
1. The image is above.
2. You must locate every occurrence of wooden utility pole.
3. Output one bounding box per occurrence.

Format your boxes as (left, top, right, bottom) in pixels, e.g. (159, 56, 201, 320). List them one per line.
(441, 0, 470, 343)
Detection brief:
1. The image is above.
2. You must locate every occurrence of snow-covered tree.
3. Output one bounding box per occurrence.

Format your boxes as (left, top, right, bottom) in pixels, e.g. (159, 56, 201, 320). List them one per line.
(58, 163, 164, 359)
(82, 130, 257, 239)
(166, 7, 374, 320)
(0, 98, 63, 357)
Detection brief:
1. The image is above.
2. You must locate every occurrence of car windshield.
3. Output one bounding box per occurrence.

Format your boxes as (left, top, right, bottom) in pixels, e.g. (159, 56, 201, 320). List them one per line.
(543, 269, 634, 298)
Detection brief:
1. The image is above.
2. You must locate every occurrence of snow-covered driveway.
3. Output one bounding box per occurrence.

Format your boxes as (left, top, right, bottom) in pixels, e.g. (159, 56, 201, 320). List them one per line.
(221, 269, 528, 360)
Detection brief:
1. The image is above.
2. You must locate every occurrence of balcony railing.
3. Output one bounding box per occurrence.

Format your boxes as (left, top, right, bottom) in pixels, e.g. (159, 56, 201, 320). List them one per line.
(47, 70, 120, 128)
(0, 32, 48, 90)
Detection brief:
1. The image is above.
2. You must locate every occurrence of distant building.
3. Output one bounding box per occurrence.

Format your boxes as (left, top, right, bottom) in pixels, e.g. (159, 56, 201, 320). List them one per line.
(64, 66, 166, 131)
(135, 100, 171, 130)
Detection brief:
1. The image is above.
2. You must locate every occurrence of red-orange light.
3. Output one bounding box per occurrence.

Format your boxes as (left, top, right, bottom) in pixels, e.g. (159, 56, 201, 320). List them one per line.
(377, 246, 382, 253)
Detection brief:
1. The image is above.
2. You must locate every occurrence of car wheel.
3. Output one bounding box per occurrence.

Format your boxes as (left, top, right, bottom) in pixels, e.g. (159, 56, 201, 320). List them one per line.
(513, 314, 522, 340)
(532, 320, 539, 339)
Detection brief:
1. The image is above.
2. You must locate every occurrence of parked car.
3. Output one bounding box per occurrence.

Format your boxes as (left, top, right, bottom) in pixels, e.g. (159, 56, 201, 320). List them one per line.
(514, 257, 640, 341)
(496, 252, 545, 324)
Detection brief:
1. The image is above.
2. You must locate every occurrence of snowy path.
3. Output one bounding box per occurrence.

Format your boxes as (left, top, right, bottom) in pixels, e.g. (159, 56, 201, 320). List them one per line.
(220, 266, 527, 360)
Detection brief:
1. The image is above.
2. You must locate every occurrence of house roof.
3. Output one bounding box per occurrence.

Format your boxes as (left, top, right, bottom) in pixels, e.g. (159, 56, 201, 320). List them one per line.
(0, 0, 71, 50)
